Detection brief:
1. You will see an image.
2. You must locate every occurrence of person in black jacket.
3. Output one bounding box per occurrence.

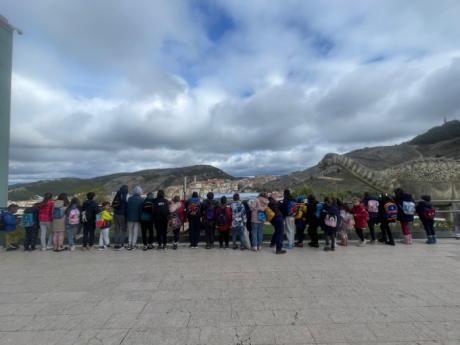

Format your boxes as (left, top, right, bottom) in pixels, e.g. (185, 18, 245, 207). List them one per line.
(378, 194, 395, 246)
(321, 197, 340, 251)
(306, 195, 320, 248)
(268, 196, 286, 254)
(112, 185, 129, 249)
(394, 188, 415, 245)
(82, 192, 98, 249)
(153, 190, 169, 250)
(201, 192, 217, 249)
(416, 195, 437, 244)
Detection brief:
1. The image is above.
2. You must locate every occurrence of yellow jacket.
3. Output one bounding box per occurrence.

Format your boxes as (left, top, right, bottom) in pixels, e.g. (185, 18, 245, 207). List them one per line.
(295, 204, 307, 220)
(101, 210, 113, 222)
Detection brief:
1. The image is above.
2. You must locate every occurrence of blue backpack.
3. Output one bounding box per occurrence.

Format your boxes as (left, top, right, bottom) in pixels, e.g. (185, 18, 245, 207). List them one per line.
(53, 207, 65, 220)
(315, 203, 323, 218)
(22, 212, 35, 228)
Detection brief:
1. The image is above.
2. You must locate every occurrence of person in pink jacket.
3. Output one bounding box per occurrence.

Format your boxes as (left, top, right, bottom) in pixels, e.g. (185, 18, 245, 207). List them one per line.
(38, 193, 54, 251)
(248, 193, 269, 251)
(351, 197, 369, 246)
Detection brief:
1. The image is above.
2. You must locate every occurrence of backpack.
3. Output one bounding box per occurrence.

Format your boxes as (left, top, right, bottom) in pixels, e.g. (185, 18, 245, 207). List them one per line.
(324, 214, 337, 228)
(294, 204, 307, 220)
(53, 207, 65, 220)
(204, 202, 215, 222)
(315, 203, 323, 218)
(22, 212, 35, 228)
(0, 211, 16, 232)
(142, 200, 154, 214)
(264, 207, 275, 222)
(96, 213, 111, 229)
(402, 201, 416, 216)
(423, 208, 436, 220)
(168, 212, 182, 230)
(287, 200, 299, 217)
(187, 201, 200, 216)
(217, 207, 229, 227)
(258, 210, 267, 222)
(68, 208, 80, 225)
(384, 202, 398, 222)
(367, 200, 379, 214)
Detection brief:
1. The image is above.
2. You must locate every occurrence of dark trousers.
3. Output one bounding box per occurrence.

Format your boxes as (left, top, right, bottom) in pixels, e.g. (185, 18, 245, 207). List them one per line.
(83, 223, 95, 247)
(141, 220, 154, 246)
(380, 221, 394, 243)
(295, 220, 307, 243)
(246, 221, 252, 245)
(324, 226, 336, 249)
(367, 218, 377, 241)
(219, 231, 229, 246)
(421, 219, 435, 237)
(355, 228, 365, 241)
(203, 222, 216, 245)
(307, 220, 319, 244)
(24, 226, 38, 249)
(188, 216, 201, 246)
(272, 216, 284, 251)
(155, 219, 168, 246)
(173, 228, 180, 243)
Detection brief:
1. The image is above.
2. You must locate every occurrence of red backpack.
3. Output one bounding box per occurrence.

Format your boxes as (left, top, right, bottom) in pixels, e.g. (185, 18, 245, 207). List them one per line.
(423, 208, 436, 220)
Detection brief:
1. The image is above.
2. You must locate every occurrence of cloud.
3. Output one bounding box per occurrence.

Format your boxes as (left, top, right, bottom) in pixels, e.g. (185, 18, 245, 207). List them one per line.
(2, 0, 460, 183)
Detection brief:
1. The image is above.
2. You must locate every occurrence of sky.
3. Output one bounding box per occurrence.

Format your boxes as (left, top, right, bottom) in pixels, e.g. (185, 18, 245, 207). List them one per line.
(2, 0, 460, 183)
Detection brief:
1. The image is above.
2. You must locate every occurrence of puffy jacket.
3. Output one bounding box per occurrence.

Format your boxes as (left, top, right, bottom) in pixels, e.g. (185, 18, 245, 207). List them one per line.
(153, 197, 169, 222)
(112, 185, 129, 216)
(351, 204, 369, 229)
(306, 199, 319, 223)
(127, 194, 144, 222)
(248, 196, 269, 224)
(281, 197, 296, 218)
(1, 211, 17, 232)
(38, 199, 54, 222)
(201, 199, 218, 224)
(378, 195, 394, 224)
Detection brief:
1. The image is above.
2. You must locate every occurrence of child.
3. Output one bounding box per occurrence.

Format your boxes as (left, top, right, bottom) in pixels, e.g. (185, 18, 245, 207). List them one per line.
(394, 188, 415, 245)
(1, 204, 20, 251)
(82, 192, 98, 250)
(66, 198, 81, 251)
(23, 203, 40, 251)
(216, 196, 232, 249)
(230, 193, 247, 250)
(98, 201, 113, 250)
(168, 196, 186, 250)
(294, 197, 308, 247)
(416, 195, 437, 244)
(321, 197, 339, 251)
(52, 199, 67, 251)
(337, 200, 354, 247)
(351, 197, 369, 246)
(38, 193, 54, 250)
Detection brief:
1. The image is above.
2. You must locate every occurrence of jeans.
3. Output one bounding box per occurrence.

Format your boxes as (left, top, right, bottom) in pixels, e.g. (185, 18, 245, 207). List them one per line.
(232, 225, 244, 245)
(99, 228, 110, 247)
(40, 222, 52, 249)
(251, 222, 264, 248)
(113, 214, 127, 246)
(141, 220, 154, 246)
(127, 222, 139, 247)
(83, 223, 95, 247)
(188, 216, 201, 246)
(284, 216, 295, 246)
(66, 224, 78, 246)
(203, 222, 216, 246)
(24, 226, 38, 249)
(272, 216, 284, 252)
(421, 219, 435, 237)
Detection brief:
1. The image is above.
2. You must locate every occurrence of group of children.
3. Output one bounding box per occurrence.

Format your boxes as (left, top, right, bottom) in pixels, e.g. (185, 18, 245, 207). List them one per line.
(0, 186, 438, 253)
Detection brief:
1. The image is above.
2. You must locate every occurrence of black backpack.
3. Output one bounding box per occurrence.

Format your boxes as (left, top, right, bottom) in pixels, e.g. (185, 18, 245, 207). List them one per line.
(217, 207, 229, 227)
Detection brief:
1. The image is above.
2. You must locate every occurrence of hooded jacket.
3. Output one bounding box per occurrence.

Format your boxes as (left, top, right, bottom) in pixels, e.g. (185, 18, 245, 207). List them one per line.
(113, 185, 129, 216)
(416, 200, 434, 221)
(395, 193, 415, 222)
(248, 196, 269, 224)
(38, 199, 54, 223)
(351, 204, 369, 229)
(127, 191, 144, 222)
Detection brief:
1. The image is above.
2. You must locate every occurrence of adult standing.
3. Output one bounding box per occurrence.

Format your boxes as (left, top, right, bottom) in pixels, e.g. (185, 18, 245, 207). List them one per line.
(153, 190, 169, 250)
(126, 186, 143, 250)
(394, 188, 415, 245)
(281, 189, 296, 249)
(112, 185, 129, 250)
(416, 195, 437, 244)
(186, 192, 201, 248)
(363, 192, 379, 244)
(81, 192, 98, 250)
(248, 193, 269, 251)
(140, 192, 155, 250)
(38, 192, 54, 251)
(268, 196, 286, 254)
(306, 195, 320, 248)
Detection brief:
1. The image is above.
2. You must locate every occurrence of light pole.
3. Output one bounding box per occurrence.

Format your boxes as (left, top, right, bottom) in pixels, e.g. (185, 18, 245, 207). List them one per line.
(0, 15, 21, 207)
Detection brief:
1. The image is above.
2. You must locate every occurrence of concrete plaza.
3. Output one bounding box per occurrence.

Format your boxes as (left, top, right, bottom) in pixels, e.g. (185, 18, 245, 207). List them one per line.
(1, 241, 460, 345)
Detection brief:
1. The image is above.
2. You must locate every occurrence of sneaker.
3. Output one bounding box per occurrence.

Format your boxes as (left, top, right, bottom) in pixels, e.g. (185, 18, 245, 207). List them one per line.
(98, 246, 105, 251)
(233, 244, 238, 250)
(70, 246, 75, 252)
(126, 246, 133, 251)
(147, 244, 154, 250)
(283, 244, 293, 250)
(386, 241, 395, 246)
(275, 249, 287, 254)
(41, 248, 47, 251)
(46, 246, 53, 251)
(191, 246, 198, 249)
(251, 247, 257, 251)
(357, 240, 366, 247)
(142, 246, 148, 251)
(173, 243, 178, 250)
(269, 243, 275, 248)
(205, 245, 211, 249)
(378, 238, 386, 243)
(323, 247, 331, 251)
(6, 246, 18, 251)
(295, 242, 304, 248)
(369, 240, 376, 245)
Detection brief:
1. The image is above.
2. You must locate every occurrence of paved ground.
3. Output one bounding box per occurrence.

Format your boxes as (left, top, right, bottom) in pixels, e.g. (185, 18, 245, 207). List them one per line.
(1, 241, 460, 345)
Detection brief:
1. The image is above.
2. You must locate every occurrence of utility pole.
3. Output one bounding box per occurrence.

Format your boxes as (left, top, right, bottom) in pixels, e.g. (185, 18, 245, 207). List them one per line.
(0, 15, 21, 207)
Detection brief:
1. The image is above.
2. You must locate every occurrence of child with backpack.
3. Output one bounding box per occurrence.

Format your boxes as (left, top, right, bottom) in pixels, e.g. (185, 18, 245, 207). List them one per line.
(281, 189, 297, 249)
(363, 192, 379, 243)
(97, 201, 113, 250)
(351, 197, 369, 246)
(186, 192, 201, 248)
(394, 188, 415, 245)
(321, 197, 339, 252)
(168, 195, 186, 250)
(337, 200, 354, 247)
(52, 199, 67, 252)
(230, 193, 247, 250)
(306, 195, 320, 248)
(23, 203, 40, 251)
(38, 192, 54, 250)
(216, 196, 232, 249)
(82, 192, 98, 250)
(416, 195, 437, 244)
(294, 197, 308, 248)
(66, 198, 81, 251)
(1, 204, 19, 251)
(378, 194, 396, 246)
(201, 192, 217, 249)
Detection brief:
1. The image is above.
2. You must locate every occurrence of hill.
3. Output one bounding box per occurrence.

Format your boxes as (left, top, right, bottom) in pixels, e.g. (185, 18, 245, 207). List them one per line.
(8, 165, 235, 201)
(263, 120, 460, 194)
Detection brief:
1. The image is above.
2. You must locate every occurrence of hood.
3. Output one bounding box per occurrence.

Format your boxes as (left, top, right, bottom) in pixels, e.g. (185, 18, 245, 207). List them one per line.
(54, 200, 64, 208)
(132, 186, 143, 196)
(258, 196, 269, 208)
(120, 185, 129, 194)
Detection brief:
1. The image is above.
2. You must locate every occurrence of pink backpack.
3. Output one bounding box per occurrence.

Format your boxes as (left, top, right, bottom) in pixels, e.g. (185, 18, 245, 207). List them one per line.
(68, 208, 80, 225)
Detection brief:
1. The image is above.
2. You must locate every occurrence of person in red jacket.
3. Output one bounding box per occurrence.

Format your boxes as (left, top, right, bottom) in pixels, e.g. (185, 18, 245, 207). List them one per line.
(351, 197, 369, 246)
(216, 196, 232, 249)
(38, 192, 55, 251)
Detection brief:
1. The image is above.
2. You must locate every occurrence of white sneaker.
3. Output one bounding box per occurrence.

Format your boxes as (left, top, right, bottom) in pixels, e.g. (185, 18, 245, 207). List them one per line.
(69, 246, 75, 251)
(357, 240, 366, 247)
(41, 248, 47, 251)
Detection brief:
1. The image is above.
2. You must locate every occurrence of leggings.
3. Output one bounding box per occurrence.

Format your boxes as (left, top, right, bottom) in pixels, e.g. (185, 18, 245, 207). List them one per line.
(400, 221, 411, 236)
(355, 228, 365, 241)
(219, 231, 229, 246)
(155, 219, 168, 246)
